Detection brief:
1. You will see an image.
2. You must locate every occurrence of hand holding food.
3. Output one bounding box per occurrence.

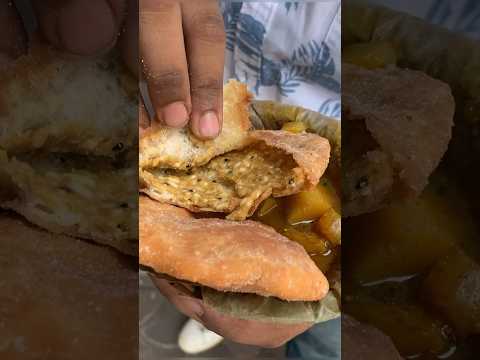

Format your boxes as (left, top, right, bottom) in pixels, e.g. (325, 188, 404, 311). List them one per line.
(0, 0, 225, 140)
(139, 0, 225, 138)
(140, 81, 341, 346)
(151, 276, 314, 348)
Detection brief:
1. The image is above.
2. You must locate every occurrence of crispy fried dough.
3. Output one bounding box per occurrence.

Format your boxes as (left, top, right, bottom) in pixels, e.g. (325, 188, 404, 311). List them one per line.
(139, 81, 330, 220)
(0, 150, 138, 255)
(139, 197, 329, 301)
(142, 130, 330, 220)
(139, 80, 252, 170)
(250, 130, 330, 188)
(0, 214, 137, 359)
(0, 44, 138, 254)
(343, 63, 454, 216)
(0, 44, 137, 157)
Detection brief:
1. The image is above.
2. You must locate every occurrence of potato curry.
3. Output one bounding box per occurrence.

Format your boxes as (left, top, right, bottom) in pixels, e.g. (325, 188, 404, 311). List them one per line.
(343, 39, 480, 358)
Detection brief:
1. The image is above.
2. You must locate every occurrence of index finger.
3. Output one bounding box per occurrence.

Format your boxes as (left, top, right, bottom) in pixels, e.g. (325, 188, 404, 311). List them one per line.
(181, 0, 225, 139)
(140, 0, 191, 128)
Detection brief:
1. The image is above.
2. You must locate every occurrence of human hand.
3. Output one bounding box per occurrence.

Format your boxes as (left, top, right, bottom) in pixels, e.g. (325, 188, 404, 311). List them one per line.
(140, 0, 225, 139)
(151, 276, 314, 348)
(0, 0, 131, 59)
(1, 0, 225, 139)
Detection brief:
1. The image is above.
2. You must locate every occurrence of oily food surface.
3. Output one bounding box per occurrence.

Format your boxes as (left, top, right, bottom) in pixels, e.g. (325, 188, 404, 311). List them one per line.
(139, 196, 329, 301)
(141, 131, 330, 220)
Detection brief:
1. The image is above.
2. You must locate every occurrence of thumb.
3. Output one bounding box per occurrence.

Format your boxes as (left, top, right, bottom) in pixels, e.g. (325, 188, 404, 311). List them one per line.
(31, 0, 127, 56)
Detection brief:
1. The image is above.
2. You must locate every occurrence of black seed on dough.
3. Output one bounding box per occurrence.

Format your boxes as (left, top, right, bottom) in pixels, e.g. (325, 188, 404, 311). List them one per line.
(112, 143, 124, 151)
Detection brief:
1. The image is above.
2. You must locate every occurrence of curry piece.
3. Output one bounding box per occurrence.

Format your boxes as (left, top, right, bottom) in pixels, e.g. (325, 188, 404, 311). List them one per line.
(255, 184, 339, 274)
(286, 179, 340, 225)
(281, 121, 307, 133)
(344, 185, 473, 284)
(314, 208, 341, 246)
(344, 301, 451, 357)
(343, 41, 397, 69)
(423, 250, 480, 336)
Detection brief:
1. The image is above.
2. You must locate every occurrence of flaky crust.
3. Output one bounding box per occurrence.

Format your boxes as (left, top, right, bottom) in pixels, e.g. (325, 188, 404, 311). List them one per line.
(0, 44, 137, 157)
(249, 130, 330, 188)
(0, 43, 138, 253)
(139, 197, 329, 301)
(0, 151, 138, 256)
(0, 214, 137, 359)
(343, 63, 454, 216)
(141, 129, 330, 221)
(139, 80, 252, 170)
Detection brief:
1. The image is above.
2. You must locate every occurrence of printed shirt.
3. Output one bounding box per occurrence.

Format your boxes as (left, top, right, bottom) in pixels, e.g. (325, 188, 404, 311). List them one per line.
(222, 1, 342, 119)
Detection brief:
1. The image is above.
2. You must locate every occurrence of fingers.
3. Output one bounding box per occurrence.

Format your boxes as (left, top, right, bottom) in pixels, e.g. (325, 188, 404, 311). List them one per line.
(181, 0, 225, 139)
(151, 276, 313, 348)
(200, 304, 313, 348)
(120, 0, 138, 77)
(0, 1, 27, 63)
(150, 276, 205, 322)
(31, 0, 126, 56)
(140, 0, 190, 128)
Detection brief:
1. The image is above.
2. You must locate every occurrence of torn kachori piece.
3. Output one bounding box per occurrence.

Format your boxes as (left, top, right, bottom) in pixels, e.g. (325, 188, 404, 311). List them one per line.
(0, 44, 138, 255)
(342, 63, 455, 217)
(140, 80, 330, 221)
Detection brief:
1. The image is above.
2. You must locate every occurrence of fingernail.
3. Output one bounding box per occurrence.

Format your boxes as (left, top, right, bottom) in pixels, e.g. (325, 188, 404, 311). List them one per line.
(199, 111, 220, 138)
(180, 296, 205, 319)
(161, 102, 189, 128)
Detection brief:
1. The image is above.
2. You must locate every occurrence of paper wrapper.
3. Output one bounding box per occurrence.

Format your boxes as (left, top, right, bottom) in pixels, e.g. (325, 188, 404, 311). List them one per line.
(198, 102, 342, 324)
(203, 288, 340, 325)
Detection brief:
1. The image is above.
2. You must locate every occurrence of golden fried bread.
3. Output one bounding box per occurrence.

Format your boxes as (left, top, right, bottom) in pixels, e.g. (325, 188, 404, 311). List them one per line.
(0, 214, 137, 359)
(0, 44, 137, 157)
(0, 150, 138, 255)
(142, 130, 330, 220)
(140, 197, 329, 301)
(343, 63, 454, 216)
(0, 44, 137, 254)
(140, 80, 331, 220)
(139, 80, 252, 170)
